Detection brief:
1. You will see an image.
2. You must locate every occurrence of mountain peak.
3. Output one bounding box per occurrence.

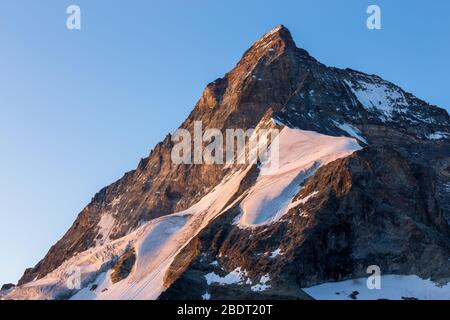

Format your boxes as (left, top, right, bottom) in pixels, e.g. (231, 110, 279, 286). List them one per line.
(233, 25, 298, 71)
(9, 23, 450, 301)
(266, 24, 291, 37)
(257, 24, 296, 48)
(245, 24, 297, 57)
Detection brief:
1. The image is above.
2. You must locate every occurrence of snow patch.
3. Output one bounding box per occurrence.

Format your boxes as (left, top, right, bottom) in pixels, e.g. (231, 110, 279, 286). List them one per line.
(202, 292, 211, 300)
(332, 121, 368, 144)
(426, 132, 449, 140)
(269, 248, 283, 258)
(287, 191, 319, 213)
(270, 117, 285, 126)
(205, 268, 248, 286)
(303, 275, 450, 300)
(95, 214, 116, 246)
(231, 212, 243, 225)
(344, 79, 408, 121)
(238, 128, 361, 227)
(251, 274, 271, 292)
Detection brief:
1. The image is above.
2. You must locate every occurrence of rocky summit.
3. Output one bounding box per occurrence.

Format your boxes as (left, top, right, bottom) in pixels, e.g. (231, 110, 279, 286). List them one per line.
(6, 25, 450, 300)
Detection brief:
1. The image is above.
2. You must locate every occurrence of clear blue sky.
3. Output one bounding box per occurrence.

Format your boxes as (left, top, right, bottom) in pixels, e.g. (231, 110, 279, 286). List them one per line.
(0, 0, 449, 285)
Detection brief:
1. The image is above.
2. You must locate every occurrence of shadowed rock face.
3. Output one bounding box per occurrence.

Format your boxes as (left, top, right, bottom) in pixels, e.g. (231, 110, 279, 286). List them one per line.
(1, 283, 15, 291)
(18, 25, 450, 298)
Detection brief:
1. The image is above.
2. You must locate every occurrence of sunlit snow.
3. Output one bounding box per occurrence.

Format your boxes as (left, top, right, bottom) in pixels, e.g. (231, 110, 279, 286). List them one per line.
(303, 275, 450, 300)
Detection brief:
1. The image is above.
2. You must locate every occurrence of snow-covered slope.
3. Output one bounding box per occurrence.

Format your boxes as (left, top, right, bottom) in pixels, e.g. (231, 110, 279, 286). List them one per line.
(303, 275, 450, 300)
(343, 78, 409, 122)
(6, 167, 252, 300)
(238, 127, 361, 227)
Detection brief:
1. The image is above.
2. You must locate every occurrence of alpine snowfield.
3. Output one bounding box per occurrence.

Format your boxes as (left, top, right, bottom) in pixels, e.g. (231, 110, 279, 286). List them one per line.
(5, 167, 252, 300)
(238, 126, 361, 227)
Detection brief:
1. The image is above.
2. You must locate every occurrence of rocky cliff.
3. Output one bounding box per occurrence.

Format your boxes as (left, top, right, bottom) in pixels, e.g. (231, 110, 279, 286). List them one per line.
(10, 25, 450, 300)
